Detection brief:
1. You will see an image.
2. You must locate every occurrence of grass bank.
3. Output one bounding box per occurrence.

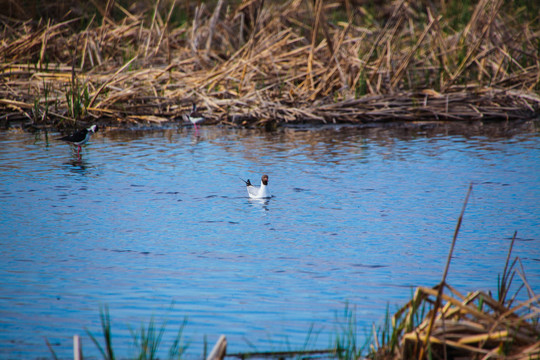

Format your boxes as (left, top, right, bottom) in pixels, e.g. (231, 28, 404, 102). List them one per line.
(1, 0, 539, 130)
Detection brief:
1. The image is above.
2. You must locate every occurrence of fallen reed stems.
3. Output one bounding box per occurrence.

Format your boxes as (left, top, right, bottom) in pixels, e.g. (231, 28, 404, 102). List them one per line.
(367, 186, 539, 360)
(1, 0, 539, 130)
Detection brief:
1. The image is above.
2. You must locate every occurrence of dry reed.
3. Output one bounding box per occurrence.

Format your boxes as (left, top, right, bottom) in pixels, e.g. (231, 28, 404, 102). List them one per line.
(368, 268, 540, 360)
(1, 0, 539, 129)
(367, 193, 540, 360)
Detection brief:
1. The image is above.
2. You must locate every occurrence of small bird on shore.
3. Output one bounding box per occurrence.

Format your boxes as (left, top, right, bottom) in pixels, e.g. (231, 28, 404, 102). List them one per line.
(242, 174, 270, 199)
(58, 125, 98, 155)
(187, 103, 204, 133)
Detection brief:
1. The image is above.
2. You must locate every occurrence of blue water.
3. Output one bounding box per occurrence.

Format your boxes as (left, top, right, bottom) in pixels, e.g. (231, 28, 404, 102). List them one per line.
(1, 123, 539, 359)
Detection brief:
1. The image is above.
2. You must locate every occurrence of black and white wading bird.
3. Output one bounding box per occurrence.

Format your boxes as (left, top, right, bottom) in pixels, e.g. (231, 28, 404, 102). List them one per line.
(186, 103, 204, 133)
(57, 125, 98, 155)
(241, 175, 271, 199)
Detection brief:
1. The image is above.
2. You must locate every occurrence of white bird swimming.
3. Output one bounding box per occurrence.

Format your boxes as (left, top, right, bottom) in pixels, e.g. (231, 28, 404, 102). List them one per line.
(242, 175, 270, 199)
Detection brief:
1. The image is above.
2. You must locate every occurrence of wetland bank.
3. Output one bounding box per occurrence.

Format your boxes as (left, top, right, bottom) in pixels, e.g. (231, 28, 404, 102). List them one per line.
(1, 0, 539, 359)
(1, 0, 539, 129)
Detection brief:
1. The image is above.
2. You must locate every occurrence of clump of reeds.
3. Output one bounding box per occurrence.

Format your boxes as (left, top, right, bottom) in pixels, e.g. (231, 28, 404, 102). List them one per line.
(366, 187, 540, 360)
(367, 257, 539, 359)
(1, 0, 539, 129)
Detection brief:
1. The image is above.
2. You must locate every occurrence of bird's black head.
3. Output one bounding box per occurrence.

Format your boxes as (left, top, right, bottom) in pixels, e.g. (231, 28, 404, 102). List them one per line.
(261, 175, 269, 185)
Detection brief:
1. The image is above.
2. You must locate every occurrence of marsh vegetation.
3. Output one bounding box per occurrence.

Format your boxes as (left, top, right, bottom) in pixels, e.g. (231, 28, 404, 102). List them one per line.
(1, 0, 539, 130)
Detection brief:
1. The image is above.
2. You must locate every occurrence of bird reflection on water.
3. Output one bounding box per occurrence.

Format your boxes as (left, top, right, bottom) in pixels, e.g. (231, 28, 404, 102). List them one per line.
(248, 196, 271, 212)
(64, 153, 89, 175)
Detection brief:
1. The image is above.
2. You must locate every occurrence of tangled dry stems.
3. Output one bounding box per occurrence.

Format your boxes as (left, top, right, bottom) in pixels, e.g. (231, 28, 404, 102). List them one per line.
(1, 0, 539, 129)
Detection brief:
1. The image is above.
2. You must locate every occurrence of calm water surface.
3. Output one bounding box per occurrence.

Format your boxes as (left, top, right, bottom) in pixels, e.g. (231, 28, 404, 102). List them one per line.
(1, 122, 539, 359)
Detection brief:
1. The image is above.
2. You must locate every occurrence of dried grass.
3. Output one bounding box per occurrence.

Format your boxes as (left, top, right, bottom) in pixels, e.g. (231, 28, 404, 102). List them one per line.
(383, 280, 540, 359)
(1, 0, 539, 129)
(369, 200, 540, 360)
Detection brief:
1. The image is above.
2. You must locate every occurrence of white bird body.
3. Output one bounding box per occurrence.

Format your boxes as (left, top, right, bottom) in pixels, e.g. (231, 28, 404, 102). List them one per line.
(244, 175, 270, 199)
(187, 103, 204, 131)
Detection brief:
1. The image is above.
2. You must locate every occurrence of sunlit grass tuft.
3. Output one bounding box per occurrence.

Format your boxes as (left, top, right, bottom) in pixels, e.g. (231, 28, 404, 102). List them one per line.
(83, 305, 189, 360)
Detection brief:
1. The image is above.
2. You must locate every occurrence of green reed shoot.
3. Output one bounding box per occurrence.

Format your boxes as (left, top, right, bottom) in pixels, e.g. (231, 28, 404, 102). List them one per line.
(130, 316, 166, 360)
(333, 303, 366, 360)
(85, 305, 116, 360)
(129, 315, 189, 360)
(168, 317, 189, 360)
(85, 305, 190, 360)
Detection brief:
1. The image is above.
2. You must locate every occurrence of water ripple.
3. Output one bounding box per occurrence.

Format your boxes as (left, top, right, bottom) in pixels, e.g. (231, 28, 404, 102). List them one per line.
(0, 125, 539, 359)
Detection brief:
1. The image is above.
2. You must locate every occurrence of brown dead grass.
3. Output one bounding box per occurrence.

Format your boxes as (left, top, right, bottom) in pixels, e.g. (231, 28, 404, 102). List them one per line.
(1, 0, 539, 129)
